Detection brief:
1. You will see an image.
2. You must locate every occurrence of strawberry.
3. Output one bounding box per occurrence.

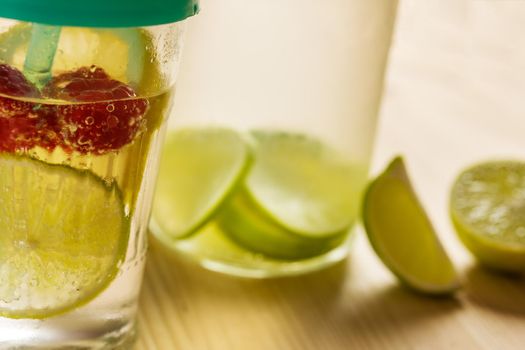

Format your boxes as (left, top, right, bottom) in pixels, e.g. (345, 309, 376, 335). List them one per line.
(44, 66, 149, 154)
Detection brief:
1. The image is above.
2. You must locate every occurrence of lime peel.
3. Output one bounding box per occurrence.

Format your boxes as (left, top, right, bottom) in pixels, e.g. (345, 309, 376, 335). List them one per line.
(363, 156, 460, 295)
(218, 189, 347, 260)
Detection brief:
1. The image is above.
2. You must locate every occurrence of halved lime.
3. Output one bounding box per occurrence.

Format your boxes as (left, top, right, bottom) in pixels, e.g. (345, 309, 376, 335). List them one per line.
(0, 154, 129, 319)
(450, 160, 525, 273)
(219, 131, 366, 259)
(150, 128, 250, 240)
(363, 157, 459, 294)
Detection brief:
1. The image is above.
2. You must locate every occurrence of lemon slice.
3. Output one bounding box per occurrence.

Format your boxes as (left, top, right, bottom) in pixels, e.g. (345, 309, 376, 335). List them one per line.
(0, 154, 129, 319)
(363, 157, 459, 294)
(150, 128, 250, 240)
(450, 160, 525, 273)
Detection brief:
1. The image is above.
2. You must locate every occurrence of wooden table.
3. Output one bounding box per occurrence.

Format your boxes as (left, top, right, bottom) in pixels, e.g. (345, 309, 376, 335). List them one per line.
(136, 2, 525, 349)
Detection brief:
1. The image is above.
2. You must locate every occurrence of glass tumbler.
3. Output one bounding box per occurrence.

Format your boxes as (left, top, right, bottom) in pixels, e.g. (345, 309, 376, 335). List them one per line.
(0, 0, 198, 348)
(150, 0, 398, 278)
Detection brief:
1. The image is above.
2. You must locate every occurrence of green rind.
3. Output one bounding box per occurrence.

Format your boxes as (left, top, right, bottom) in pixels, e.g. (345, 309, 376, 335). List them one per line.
(363, 157, 460, 295)
(0, 154, 129, 319)
(218, 189, 348, 260)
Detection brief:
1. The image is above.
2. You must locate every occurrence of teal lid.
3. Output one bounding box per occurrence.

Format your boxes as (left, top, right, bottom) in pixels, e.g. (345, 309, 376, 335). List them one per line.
(0, 0, 199, 27)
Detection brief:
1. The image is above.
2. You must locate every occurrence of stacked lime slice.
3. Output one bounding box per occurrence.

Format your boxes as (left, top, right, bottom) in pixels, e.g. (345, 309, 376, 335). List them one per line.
(0, 155, 129, 319)
(150, 128, 250, 240)
(151, 128, 365, 260)
(218, 131, 363, 259)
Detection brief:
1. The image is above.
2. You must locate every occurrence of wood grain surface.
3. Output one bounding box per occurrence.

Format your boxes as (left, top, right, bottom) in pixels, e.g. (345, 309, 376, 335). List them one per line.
(136, 1, 525, 349)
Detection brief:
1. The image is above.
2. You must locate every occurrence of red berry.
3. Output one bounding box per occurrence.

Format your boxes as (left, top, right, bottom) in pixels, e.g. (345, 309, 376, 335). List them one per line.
(0, 64, 60, 152)
(0, 64, 39, 97)
(0, 101, 62, 153)
(44, 66, 149, 154)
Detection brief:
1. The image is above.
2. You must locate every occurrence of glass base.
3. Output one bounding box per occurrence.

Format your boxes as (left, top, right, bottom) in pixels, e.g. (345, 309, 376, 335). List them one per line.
(197, 244, 350, 278)
(0, 318, 136, 350)
(165, 224, 354, 278)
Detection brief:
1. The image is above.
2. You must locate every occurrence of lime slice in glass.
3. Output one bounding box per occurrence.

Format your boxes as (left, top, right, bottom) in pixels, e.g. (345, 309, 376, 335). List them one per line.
(450, 160, 525, 273)
(150, 128, 250, 240)
(219, 131, 366, 260)
(0, 24, 160, 92)
(363, 157, 459, 295)
(0, 154, 129, 319)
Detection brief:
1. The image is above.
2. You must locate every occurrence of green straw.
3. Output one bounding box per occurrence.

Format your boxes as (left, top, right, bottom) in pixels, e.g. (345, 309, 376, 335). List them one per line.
(23, 24, 61, 89)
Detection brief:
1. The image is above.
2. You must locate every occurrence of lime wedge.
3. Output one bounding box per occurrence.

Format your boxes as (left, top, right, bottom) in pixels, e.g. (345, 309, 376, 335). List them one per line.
(219, 131, 365, 259)
(363, 157, 459, 294)
(0, 154, 129, 319)
(150, 128, 250, 240)
(450, 161, 525, 273)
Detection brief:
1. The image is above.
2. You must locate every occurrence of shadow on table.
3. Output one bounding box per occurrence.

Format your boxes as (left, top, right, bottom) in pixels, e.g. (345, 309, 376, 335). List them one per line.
(143, 239, 467, 349)
(462, 264, 525, 316)
(147, 236, 461, 315)
(323, 283, 462, 340)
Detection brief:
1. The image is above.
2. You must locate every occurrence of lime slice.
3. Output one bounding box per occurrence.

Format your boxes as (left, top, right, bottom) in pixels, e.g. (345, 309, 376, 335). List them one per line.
(0, 24, 149, 88)
(246, 131, 365, 237)
(150, 128, 250, 240)
(450, 161, 525, 273)
(363, 157, 459, 294)
(218, 191, 347, 260)
(0, 154, 129, 319)
(218, 131, 365, 260)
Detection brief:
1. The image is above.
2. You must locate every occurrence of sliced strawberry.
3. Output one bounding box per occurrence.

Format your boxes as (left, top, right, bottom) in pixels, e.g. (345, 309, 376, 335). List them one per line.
(44, 66, 149, 154)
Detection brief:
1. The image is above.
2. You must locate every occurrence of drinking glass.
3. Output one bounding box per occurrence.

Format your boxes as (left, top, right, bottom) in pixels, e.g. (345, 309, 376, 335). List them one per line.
(0, 0, 198, 348)
(151, 0, 398, 277)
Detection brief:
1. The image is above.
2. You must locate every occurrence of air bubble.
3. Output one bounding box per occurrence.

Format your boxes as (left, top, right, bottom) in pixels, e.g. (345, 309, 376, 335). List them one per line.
(78, 136, 91, 146)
